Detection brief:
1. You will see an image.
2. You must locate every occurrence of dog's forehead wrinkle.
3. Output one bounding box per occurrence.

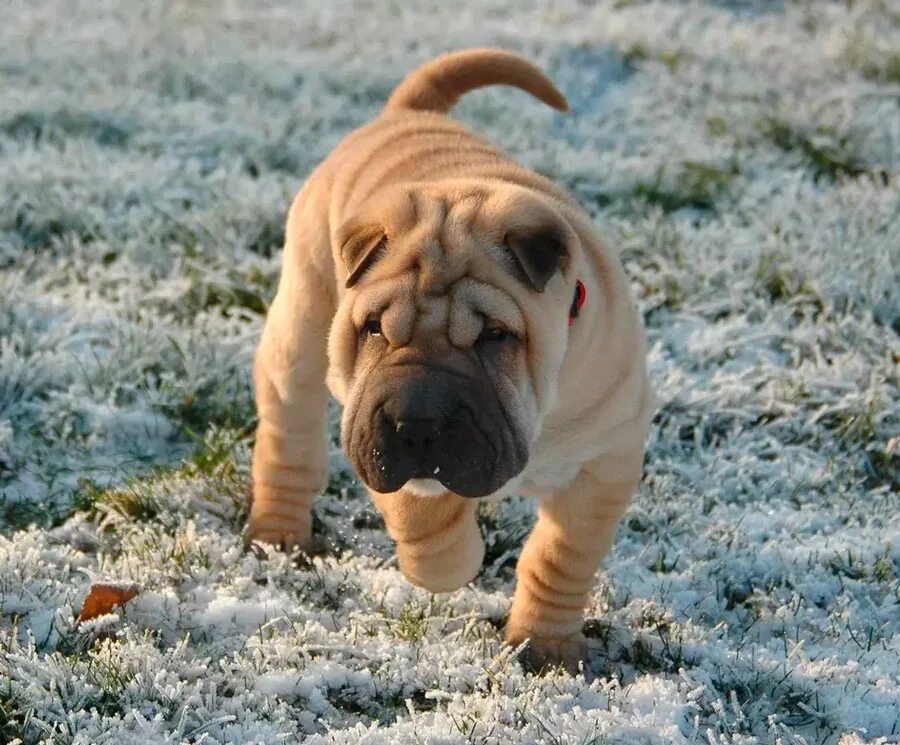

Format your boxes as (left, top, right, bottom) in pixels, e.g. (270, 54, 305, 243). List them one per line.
(414, 239, 466, 297)
(444, 192, 487, 237)
(406, 190, 420, 225)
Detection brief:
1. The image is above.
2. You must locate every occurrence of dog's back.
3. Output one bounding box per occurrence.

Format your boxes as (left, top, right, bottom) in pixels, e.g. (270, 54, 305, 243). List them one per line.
(326, 50, 576, 227)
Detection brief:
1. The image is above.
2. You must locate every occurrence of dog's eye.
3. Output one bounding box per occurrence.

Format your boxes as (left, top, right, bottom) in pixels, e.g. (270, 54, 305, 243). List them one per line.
(479, 325, 513, 343)
(361, 317, 382, 337)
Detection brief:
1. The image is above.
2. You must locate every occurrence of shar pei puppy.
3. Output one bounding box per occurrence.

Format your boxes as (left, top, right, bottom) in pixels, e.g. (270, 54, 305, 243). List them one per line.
(247, 48, 655, 670)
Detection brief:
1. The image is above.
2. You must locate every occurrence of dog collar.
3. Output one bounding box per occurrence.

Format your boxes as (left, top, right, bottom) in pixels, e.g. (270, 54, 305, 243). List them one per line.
(568, 280, 586, 326)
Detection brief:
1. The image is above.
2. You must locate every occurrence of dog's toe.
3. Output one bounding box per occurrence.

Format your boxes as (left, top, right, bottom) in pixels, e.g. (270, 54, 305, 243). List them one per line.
(244, 519, 318, 556)
(507, 628, 588, 675)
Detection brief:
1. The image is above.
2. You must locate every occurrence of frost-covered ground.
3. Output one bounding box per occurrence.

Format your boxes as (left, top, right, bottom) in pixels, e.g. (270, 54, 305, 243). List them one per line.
(1, 0, 898, 742)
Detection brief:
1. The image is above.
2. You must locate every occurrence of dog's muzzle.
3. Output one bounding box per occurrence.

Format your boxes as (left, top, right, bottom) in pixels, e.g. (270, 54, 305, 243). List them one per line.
(347, 368, 526, 498)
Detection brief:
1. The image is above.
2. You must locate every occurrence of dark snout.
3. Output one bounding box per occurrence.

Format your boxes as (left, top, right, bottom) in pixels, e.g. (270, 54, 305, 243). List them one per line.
(382, 380, 444, 463)
(346, 368, 527, 498)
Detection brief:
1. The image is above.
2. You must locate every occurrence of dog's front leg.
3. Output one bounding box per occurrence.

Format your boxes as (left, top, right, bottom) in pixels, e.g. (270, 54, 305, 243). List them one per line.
(506, 456, 641, 672)
(248, 203, 334, 551)
(370, 490, 484, 593)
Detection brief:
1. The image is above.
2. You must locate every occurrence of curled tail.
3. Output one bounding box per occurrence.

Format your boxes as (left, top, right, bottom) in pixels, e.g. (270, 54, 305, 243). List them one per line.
(384, 48, 568, 115)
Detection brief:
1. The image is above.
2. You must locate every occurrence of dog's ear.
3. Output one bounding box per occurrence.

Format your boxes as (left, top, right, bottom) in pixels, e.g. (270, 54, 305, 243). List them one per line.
(502, 226, 568, 292)
(339, 221, 387, 288)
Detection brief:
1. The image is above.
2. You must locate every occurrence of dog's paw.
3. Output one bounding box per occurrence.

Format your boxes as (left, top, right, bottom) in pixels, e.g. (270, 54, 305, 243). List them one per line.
(398, 530, 485, 594)
(507, 627, 588, 675)
(244, 518, 317, 556)
(402, 563, 478, 594)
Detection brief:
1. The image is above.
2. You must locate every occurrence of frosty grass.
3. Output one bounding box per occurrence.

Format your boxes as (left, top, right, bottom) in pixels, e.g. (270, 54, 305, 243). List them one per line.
(1, 1, 898, 743)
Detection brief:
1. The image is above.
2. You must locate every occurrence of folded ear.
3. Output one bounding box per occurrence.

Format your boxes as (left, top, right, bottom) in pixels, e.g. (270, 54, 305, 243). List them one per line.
(502, 225, 568, 292)
(339, 220, 387, 288)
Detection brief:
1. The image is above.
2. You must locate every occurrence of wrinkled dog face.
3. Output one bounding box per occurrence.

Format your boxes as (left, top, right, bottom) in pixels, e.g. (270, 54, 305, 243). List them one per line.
(326, 184, 577, 498)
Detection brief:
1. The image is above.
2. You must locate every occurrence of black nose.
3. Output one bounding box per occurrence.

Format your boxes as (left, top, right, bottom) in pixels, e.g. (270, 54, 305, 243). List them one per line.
(392, 416, 442, 460)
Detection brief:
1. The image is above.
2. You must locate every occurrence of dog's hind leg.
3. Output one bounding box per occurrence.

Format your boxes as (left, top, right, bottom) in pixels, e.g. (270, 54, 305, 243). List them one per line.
(506, 454, 641, 672)
(247, 193, 335, 551)
(370, 490, 485, 593)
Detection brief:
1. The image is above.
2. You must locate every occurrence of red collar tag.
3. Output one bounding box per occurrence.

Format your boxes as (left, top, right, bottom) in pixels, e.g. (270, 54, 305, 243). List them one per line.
(569, 280, 586, 326)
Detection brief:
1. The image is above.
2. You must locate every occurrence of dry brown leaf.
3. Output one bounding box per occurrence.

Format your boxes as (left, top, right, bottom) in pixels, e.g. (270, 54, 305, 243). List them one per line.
(78, 582, 140, 622)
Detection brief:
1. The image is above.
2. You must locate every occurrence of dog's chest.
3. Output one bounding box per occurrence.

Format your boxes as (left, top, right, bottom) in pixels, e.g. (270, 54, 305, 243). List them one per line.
(518, 451, 582, 500)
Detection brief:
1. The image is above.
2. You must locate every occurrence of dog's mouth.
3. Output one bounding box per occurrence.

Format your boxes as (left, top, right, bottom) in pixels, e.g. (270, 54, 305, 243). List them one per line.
(344, 369, 528, 498)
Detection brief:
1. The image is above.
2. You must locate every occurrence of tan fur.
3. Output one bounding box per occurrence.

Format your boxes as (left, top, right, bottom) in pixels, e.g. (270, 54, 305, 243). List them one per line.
(385, 48, 569, 114)
(248, 49, 655, 671)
